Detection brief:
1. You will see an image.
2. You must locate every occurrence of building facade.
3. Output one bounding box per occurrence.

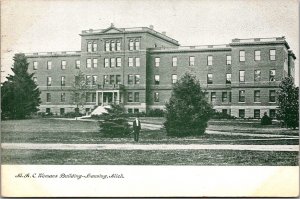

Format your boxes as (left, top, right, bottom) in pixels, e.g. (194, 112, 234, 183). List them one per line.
(25, 24, 296, 118)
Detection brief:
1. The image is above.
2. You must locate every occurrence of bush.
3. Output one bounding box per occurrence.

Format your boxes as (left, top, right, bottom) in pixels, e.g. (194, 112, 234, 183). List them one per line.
(164, 73, 213, 137)
(147, 109, 165, 117)
(98, 104, 131, 137)
(211, 111, 236, 119)
(63, 111, 83, 118)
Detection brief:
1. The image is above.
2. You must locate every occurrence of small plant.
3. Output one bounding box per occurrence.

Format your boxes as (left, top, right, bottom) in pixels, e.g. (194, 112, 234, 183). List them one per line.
(98, 104, 131, 137)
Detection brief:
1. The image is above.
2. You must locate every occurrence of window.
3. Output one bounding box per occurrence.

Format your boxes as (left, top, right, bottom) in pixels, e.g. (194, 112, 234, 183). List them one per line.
(254, 70, 261, 81)
(129, 39, 134, 51)
(270, 109, 276, 118)
(239, 109, 245, 118)
(254, 109, 260, 118)
(270, 49, 276, 60)
(86, 59, 91, 68)
(128, 75, 134, 85)
(172, 74, 177, 84)
(92, 93, 96, 102)
(211, 92, 216, 103)
(134, 92, 139, 102)
(239, 70, 245, 82)
(116, 58, 122, 67)
(116, 75, 121, 84)
(128, 57, 134, 67)
(226, 74, 231, 84)
(33, 77, 37, 84)
(46, 93, 51, 102)
(86, 75, 92, 85)
(110, 58, 115, 68)
(104, 41, 109, 51)
(128, 92, 133, 102)
(135, 75, 140, 84)
(86, 93, 91, 102)
(33, 61, 38, 70)
(87, 42, 92, 52)
(60, 108, 65, 115)
(254, 90, 260, 102)
(110, 41, 115, 51)
(128, 108, 133, 113)
(269, 70, 276, 81)
(222, 92, 227, 102)
(207, 74, 213, 84)
(172, 57, 177, 67)
(103, 75, 109, 84)
(239, 90, 245, 102)
(47, 61, 52, 70)
(61, 93, 66, 102)
(269, 90, 276, 102)
(226, 55, 231, 65)
(189, 56, 195, 66)
(47, 77, 52, 86)
(204, 92, 209, 101)
(134, 108, 139, 113)
(93, 42, 97, 52)
(255, 50, 261, 61)
(92, 58, 97, 68)
(110, 75, 115, 84)
(154, 75, 160, 85)
(155, 57, 160, 67)
(154, 92, 159, 102)
(104, 58, 109, 68)
(116, 40, 121, 51)
(207, 55, 213, 66)
(92, 75, 97, 85)
(61, 61, 66, 69)
(75, 60, 80, 69)
(46, 108, 51, 113)
(239, 50, 245, 62)
(135, 39, 140, 50)
(135, 58, 140, 67)
(222, 109, 228, 115)
(61, 76, 65, 86)
(229, 92, 232, 102)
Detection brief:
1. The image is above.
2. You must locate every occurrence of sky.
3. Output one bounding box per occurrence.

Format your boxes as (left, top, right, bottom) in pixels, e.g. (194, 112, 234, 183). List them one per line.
(1, 0, 299, 84)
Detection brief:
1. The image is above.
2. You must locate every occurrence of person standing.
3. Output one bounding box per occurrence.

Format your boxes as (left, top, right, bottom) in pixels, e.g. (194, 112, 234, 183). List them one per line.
(133, 117, 141, 142)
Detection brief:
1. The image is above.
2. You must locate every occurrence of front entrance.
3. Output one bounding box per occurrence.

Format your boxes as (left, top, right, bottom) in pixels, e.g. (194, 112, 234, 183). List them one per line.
(97, 91, 122, 106)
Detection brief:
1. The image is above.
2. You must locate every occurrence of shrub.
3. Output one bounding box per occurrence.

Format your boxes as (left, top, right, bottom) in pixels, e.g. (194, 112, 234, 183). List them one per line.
(164, 73, 213, 137)
(98, 104, 131, 137)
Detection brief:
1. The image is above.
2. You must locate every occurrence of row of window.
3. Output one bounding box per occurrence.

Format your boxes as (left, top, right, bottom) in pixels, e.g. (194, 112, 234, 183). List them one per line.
(153, 49, 276, 67)
(238, 109, 276, 119)
(46, 92, 97, 103)
(206, 90, 276, 103)
(103, 39, 140, 52)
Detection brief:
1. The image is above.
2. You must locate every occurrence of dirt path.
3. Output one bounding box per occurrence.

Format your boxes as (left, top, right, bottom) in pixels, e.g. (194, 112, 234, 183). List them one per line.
(2, 143, 298, 151)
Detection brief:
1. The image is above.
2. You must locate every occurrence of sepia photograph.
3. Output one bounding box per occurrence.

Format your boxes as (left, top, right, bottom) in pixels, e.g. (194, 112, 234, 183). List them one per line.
(1, 0, 299, 197)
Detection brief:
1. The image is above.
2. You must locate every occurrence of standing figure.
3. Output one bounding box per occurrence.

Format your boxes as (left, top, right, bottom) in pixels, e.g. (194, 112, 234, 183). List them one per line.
(133, 117, 141, 142)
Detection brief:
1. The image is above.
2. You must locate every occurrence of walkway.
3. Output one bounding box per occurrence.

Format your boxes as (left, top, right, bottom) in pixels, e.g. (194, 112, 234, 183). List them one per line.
(2, 143, 298, 151)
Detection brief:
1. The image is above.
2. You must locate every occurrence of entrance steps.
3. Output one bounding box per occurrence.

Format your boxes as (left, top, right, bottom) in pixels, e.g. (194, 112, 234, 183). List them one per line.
(90, 105, 110, 116)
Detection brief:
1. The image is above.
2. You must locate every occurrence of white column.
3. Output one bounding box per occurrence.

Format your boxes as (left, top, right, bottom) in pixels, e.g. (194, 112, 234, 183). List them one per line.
(112, 92, 115, 104)
(116, 91, 119, 104)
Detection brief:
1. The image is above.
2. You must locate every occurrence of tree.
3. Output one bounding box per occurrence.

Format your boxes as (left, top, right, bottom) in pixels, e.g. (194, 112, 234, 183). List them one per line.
(164, 73, 213, 136)
(71, 70, 87, 114)
(1, 54, 41, 119)
(98, 104, 131, 137)
(276, 76, 299, 129)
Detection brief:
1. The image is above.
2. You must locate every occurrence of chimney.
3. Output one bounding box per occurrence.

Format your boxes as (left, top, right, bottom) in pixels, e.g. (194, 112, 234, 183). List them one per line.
(162, 31, 166, 35)
(149, 25, 154, 29)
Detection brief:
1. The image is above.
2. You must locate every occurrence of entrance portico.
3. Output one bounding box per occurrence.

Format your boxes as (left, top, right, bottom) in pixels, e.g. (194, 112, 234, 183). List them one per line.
(96, 90, 122, 106)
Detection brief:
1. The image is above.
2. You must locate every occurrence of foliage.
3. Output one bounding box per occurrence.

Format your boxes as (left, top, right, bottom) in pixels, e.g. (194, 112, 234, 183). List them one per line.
(146, 109, 165, 117)
(276, 77, 299, 129)
(71, 70, 87, 111)
(164, 73, 213, 136)
(98, 104, 131, 137)
(1, 54, 41, 119)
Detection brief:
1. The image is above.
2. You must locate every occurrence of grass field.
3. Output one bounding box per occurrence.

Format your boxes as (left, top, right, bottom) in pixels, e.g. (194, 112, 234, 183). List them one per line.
(1, 118, 299, 165)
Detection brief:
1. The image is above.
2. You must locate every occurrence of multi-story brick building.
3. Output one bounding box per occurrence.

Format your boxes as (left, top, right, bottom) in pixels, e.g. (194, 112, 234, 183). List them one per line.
(25, 24, 296, 118)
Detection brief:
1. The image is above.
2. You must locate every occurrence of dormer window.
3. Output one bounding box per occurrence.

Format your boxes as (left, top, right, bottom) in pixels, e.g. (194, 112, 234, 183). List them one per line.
(116, 40, 121, 51)
(129, 39, 134, 51)
(87, 42, 92, 52)
(110, 41, 115, 51)
(135, 39, 140, 50)
(105, 41, 110, 51)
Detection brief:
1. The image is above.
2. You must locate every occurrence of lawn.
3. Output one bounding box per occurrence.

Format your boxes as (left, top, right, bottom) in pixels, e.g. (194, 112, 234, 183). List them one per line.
(1, 118, 298, 165)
